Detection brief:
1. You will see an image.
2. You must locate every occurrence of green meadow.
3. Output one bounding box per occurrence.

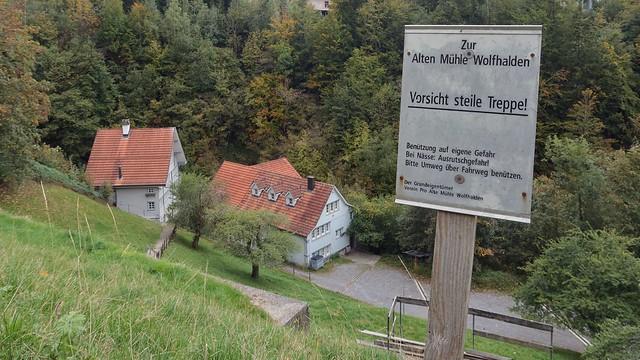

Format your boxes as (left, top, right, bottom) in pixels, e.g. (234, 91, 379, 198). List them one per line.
(0, 183, 579, 359)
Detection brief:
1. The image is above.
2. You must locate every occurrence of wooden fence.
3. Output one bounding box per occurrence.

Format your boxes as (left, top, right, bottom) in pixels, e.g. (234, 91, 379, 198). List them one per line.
(146, 224, 176, 259)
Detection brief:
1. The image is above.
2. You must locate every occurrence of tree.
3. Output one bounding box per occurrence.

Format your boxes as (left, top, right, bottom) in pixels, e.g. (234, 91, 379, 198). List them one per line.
(488, 176, 576, 272)
(242, 30, 270, 76)
(583, 321, 640, 360)
(514, 230, 640, 335)
(305, 13, 352, 90)
(245, 73, 312, 159)
(96, 0, 136, 80)
(38, 40, 118, 163)
(324, 49, 398, 151)
(356, 0, 415, 75)
(284, 129, 330, 179)
(564, 88, 605, 143)
(225, 0, 275, 55)
(347, 193, 403, 253)
(340, 125, 397, 195)
(0, 0, 49, 186)
(545, 136, 611, 229)
(168, 173, 223, 249)
(607, 146, 640, 237)
(216, 210, 296, 279)
(396, 207, 436, 253)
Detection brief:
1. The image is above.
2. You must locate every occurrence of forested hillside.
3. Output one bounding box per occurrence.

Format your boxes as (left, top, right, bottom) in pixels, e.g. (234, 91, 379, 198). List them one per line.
(2, 0, 640, 355)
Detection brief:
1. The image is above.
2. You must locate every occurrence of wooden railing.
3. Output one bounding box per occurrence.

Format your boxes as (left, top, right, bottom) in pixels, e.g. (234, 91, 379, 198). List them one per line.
(387, 296, 555, 359)
(147, 224, 176, 259)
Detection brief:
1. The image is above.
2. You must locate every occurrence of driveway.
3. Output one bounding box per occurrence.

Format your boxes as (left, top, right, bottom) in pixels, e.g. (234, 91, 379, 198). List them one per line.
(291, 251, 586, 354)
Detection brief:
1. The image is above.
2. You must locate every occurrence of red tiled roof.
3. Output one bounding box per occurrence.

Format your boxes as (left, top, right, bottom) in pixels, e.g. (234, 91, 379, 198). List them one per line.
(213, 161, 333, 237)
(85, 128, 175, 187)
(251, 157, 301, 178)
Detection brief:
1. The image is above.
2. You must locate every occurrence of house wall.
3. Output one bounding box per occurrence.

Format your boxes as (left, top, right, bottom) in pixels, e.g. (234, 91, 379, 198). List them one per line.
(289, 188, 351, 266)
(159, 150, 181, 222)
(115, 187, 161, 220)
(287, 235, 307, 266)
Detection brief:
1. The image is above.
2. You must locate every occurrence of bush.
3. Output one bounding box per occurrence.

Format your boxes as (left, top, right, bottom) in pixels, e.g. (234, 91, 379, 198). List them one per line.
(514, 229, 640, 335)
(583, 321, 640, 360)
(33, 145, 81, 178)
(99, 182, 113, 203)
(30, 161, 99, 198)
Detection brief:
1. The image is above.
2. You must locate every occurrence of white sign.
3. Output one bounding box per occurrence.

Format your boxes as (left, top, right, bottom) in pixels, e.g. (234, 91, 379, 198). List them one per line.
(395, 25, 542, 223)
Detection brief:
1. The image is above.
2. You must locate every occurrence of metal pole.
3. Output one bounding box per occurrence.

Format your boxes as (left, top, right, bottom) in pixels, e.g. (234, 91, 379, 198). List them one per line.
(400, 302, 404, 342)
(472, 314, 476, 349)
(387, 314, 391, 351)
(550, 328, 554, 360)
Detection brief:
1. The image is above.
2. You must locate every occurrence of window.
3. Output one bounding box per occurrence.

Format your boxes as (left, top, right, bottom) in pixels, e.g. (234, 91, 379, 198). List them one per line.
(147, 201, 156, 211)
(312, 222, 330, 239)
(251, 183, 263, 197)
(326, 200, 339, 214)
(324, 0, 329, 8)
(285, 192, 299, 207)
(335, 227, 344, 238)
(286, 196, 297, 206)
(313, 244, 331, 258)
(147, 187, 156, 193)
(268, 189, 280, 201)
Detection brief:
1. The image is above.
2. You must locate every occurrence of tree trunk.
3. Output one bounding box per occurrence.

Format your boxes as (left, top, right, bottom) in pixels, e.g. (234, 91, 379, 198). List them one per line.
(251, 263, 259, 279)
(192, 230, 200, 249)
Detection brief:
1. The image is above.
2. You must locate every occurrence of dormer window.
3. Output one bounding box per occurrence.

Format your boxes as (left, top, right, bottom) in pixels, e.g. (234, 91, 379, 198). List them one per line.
(285, 192, 299, 207)
(268, 188, 280, 201)
(251, 183, 264, 197)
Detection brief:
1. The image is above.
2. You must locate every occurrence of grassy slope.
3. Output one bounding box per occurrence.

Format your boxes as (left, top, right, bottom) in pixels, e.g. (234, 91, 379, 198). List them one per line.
(0, 192, 384, 359)
(0, 183, 579, 359)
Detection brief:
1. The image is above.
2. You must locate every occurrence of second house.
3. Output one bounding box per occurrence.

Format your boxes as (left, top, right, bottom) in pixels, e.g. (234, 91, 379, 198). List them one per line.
(214, 158, 352, 268)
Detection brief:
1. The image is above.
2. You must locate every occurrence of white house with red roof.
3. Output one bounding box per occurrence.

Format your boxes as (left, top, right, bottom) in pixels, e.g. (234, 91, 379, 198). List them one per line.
(214, 158, 352, 267)
(85, 120, 187, 222)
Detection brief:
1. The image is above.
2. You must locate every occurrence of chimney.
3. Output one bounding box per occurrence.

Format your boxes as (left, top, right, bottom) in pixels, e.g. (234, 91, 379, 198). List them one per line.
(307, 176, 315, 191)
(122, 119, 130, 138)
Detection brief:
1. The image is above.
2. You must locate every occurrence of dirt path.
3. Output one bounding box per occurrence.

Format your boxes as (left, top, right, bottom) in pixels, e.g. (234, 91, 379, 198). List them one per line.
(290, 251, 586, 353)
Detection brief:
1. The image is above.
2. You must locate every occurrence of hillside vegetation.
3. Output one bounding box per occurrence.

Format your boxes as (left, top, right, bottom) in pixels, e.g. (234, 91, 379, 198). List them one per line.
(0, 182, 579, 360)
(0, 190, 387, 359)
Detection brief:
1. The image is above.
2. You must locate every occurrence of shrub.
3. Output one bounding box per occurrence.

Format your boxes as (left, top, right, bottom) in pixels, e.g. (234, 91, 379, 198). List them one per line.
(583, 321, 640, 360)
(30, 161, 99, 198)
(514, 230, 640, 335)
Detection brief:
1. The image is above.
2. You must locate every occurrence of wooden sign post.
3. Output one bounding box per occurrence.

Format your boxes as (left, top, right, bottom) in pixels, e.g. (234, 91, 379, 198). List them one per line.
(395, 25, 542, 359)
(425, 211, 476, 359)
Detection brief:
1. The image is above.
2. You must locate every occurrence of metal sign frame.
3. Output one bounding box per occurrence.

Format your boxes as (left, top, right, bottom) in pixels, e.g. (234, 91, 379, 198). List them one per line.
(395, 25, 543, 223)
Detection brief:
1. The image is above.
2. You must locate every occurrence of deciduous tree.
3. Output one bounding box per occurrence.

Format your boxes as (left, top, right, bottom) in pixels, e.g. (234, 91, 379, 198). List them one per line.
(515, 230, 640, 335)
(168, 173, 224, 249)
(0, 0, 49, 186)
(216, 210, 295, 278)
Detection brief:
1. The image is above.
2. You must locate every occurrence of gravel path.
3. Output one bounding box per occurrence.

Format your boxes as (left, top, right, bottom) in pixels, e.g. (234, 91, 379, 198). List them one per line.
(291, 251, 585, 354)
